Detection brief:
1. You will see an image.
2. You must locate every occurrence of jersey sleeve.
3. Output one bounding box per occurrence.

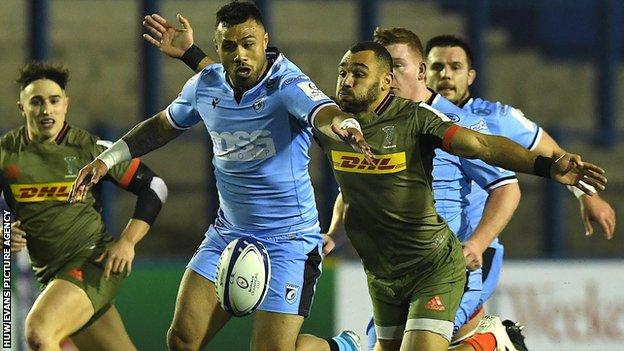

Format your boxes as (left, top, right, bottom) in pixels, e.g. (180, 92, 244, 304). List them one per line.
(416, 102, 457, 140)
(95, 140, 141, 189)
(460, 157, 517, 191)
(279, 74, 336, 127)
(165, 72, 203, 130)
(489, 105, 542, 150)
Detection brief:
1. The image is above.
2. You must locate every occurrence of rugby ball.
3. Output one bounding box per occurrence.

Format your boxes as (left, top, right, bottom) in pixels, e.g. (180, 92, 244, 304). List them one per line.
(215, 237, 271, 317)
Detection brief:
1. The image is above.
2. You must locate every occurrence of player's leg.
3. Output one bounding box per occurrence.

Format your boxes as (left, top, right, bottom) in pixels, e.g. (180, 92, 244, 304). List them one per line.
(70, 305, 137, 351)
(24, 279, 94, 351)
(451, 269, 484, 343)
(367, 276, 409, 351)
(167, 268, 231, 351)
(399, 235, 466, 351)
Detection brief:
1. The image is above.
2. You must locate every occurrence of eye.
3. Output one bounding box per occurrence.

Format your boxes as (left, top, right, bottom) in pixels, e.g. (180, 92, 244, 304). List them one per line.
(30, 98, 42, 106)
(451, 63, 462, 70)
(243, 42, 255, 48)
(430, 63, 443, 71)
(338, 70, 346, 77)
(50, 97, 60, 104)
(354, 72, 365, 78)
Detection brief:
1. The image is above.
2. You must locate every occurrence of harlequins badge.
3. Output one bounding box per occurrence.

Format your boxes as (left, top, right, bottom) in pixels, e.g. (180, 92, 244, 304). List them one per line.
(64, 156, 79, 178)
(382, 125, 396, 149)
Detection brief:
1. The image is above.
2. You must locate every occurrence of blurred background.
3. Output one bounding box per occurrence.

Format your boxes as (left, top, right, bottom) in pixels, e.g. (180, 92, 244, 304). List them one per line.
(1, 0, 622, 350)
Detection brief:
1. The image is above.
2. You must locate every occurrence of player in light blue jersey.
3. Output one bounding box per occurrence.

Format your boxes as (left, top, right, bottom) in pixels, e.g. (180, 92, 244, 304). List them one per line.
(324, 28, 524, 351)
(70, 3, 370, 351)
(425, 34, 616, 350)
(425, 35, 616, 241)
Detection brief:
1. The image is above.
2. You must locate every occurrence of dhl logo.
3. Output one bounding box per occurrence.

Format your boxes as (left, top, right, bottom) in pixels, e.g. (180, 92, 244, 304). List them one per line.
(10, 182, 73, 202)
(331, 151, 406, 174)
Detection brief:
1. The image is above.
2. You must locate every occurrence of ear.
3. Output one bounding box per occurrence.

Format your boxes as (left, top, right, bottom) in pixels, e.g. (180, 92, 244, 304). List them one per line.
(263, 33, 269, 50)
(17, 101, 24, 115)
(417, 61, 427, 81)
(467, 68, 476, 86)
(382, 71, 394, 92)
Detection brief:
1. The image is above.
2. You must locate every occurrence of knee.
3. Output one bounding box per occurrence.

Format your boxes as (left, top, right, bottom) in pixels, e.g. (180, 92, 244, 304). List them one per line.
(167, 326, 200, 351)
(25, 318, 55, 351)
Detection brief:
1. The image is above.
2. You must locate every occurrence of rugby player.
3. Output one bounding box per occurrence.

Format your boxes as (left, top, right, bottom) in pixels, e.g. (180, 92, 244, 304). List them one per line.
(71, 2, 370, 351)
(2, 62, 168, 351)
(324, 27, 525, 351)
(425, 35, 616, 239)
(316, 41, 605, 351)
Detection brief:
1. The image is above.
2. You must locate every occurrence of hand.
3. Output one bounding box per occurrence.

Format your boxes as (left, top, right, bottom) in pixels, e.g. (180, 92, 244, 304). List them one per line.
(10, 220, 27, 253)
(69, 159, 108, 203)
(322, 234, 336, 256)
(331, 123, 374, 164)
(580, 194, 616, 239)
(96, 237, 136, 279)
(142, 13, 194, 58)
(462, 240, 483, 271)
(550, 154, 607, 194)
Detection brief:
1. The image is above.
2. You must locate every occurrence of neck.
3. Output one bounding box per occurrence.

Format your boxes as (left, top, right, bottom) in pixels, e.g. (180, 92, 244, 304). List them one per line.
(369, 91, 390, 112)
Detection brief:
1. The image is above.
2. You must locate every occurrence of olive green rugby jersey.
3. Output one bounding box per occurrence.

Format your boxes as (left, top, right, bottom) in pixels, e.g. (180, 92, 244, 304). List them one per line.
(0, 124, 139, 283)
(317, 95, 459, 278)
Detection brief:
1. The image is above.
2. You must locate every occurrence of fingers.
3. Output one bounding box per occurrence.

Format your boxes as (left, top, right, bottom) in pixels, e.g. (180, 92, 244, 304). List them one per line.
(151, 13, 170, 27)
(144, 15, 168, 33)
(104, 256, 113, 280)
(579, 171, 607, 192)
(581, 161, 605, 175)
(144, 25, 163, 40)
(177, 13, 192, 31)
(95, 252, 107, 262)
(11, 233, 27, 253)
(142, 33, 161, 47)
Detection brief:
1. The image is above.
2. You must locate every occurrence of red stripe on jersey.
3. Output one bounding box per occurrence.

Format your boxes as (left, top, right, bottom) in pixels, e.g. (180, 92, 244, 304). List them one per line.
(118, 158, 141, 189)
(442, 124, 462, 152)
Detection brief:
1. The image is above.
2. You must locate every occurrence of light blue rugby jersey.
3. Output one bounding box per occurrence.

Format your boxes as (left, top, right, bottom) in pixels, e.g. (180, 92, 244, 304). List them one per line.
(166, 51, 336, 233)
(462, 97, 542, 238)
(430, 93, 517, 241)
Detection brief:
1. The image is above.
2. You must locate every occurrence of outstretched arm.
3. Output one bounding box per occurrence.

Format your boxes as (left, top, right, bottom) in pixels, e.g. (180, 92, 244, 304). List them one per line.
(70, 111, 183, 202)
(313, 105, 373, 162)
(143, 13, 214, 72)
(446, 126, 607, 193)
(323, 192, 346, 255)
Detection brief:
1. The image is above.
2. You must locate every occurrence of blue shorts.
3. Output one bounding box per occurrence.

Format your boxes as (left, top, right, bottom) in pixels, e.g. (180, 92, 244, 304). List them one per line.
(365, 240, 505, 348)
(187, 223, 323, 317)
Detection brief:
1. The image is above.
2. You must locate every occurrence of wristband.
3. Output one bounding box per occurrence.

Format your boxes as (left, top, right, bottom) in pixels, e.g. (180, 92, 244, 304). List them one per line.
(179, 44, 207, 71)
(533, 155, 553, 178)
(97, 139, 131, 170)
(339, 118, 362, 133)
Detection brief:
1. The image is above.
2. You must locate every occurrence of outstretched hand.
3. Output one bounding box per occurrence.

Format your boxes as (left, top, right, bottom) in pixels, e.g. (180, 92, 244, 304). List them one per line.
(331, 123, 374, 164)
(550, 154, 607, 194)
(69, 159, 108, 203)
(142, 13, 194, 58)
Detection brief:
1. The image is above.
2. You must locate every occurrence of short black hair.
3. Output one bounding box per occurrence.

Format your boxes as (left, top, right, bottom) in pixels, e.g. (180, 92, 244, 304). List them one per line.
(17, 62, 69, 90)
(215, 1, 264, 29)
(425, 35, 473, 67)
(349, 41, 393, 73)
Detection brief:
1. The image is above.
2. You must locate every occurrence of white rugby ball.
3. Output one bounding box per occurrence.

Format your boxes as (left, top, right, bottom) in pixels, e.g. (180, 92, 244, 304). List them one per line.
(215, 237, 271, 317)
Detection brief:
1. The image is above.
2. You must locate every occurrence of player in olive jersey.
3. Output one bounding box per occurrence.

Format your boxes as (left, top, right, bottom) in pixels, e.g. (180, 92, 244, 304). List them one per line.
(315, 41, 606, 351)
(1, 63, 167, 351)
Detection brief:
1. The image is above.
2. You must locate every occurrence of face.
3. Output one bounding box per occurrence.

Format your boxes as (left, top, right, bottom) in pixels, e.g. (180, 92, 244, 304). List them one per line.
(214, 18, 269, 90)
(426, 46, 476, 104)
(384, 43, 426, 101)
(18, 79, 69, 143)
(336, 50, 392, 114)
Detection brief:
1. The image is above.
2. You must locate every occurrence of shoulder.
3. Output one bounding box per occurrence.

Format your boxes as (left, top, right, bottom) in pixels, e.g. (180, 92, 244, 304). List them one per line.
(415, 100, 451, 121)
(467, 97, 512, 118)
(0, 126, 25, 151)
(64, 126, 99, 148)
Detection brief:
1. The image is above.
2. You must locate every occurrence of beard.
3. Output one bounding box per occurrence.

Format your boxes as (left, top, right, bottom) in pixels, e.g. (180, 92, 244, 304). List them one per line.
(338, 82, 380, 114)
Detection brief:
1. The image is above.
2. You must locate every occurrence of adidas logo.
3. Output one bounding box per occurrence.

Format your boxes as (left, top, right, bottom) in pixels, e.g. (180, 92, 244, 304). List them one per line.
(425, 295, 445, 311)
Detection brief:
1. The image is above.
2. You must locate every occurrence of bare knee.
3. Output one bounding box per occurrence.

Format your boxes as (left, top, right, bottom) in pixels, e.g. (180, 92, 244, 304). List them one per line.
(25, 317, 56, 351)
(167, 326, 201, 351)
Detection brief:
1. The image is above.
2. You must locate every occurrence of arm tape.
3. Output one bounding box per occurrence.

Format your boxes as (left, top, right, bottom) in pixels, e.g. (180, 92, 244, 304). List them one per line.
(97, 139, 131, 170)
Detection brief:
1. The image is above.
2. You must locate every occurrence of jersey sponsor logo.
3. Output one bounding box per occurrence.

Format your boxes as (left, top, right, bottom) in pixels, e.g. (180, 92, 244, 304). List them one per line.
(285, 284, 299, 304)
(10, 182, 73, 202)
(283, 74, 308, 86)
(381, 125, 396, 149)
(210, 130, 276, 161)
(3, 164, 20, 179)
(425, 295, 446, 311)
(297, 82, 327, 102)
(67, 268, 84, 282)
(471, 107, 492, 116)
(331, 151, 406, 174)
(445, 113, 461, 122)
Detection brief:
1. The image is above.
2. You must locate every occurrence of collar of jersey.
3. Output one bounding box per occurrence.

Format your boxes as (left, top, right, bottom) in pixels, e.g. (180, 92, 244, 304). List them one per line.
(22, 122, 70, 145)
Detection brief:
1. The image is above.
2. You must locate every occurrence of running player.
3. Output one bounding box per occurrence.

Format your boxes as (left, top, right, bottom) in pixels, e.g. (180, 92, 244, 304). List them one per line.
(71, 2, 368, 351)
(2, 62, 168, 351)
(425, 35, 616, 240)
(325, 27, 524, 351)
(317, 41, 605, 351)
